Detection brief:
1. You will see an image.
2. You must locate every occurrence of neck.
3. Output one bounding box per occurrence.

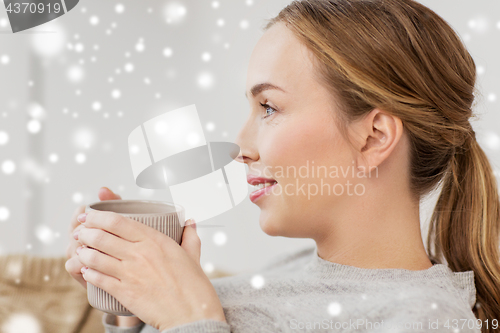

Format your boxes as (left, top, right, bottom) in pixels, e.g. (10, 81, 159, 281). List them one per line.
(313, 185, 433, 271)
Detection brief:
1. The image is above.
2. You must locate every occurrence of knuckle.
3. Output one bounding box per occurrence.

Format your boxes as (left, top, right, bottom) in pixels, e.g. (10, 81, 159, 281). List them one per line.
(131, 247, 144, 261)
(158, 239, 170, 251)
(120, 287, 134, 305)
(77, 228, 85, 242)
(106, 279, 117, 294)
(93, 273, 107, 290)
(107, 213, 122, 230)
(73, 225, 84, 238)
(151, 231, 164, 245)
(92, 230, 105, 247)
(87, 250, 98, 266)
(93, 272, 102, 285)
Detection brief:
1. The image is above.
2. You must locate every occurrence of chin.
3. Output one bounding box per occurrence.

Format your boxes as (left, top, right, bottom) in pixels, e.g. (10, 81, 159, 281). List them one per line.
(259, 214, 282, 237)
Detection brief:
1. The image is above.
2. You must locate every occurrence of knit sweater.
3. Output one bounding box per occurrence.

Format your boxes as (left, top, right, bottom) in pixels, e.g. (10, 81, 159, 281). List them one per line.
(102, 245, 479, 333)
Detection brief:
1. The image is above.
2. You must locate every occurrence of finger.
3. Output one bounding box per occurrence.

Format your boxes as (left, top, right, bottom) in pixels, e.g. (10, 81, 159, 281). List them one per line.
(78, 227, 130, 260)
(66, 224, 86, 259)
(82, 211, 158, 243)
(65, 255, 84, 276)
(65, 256, 87, 289)
(77, 246, 121, 279)
(66, 239, 81, 259)
(81, 266, 120, 296)
(72, 224, 86, 240)
(180, 219, 201, 264)
(98, 187, 122, 201)
(68, 187, 120, 234)
(69, 205, 86, 233)
(68, 224, 86, 251)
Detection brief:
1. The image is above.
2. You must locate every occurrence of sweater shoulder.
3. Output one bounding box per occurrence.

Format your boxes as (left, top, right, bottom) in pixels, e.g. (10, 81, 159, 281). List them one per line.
(258, 246, 316, 272)
(375, 283, 479, 332)
(210, 246, 315, 295)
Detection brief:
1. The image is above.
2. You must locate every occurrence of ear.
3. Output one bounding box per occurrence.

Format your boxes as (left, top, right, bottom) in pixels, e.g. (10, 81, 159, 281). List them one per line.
(348, 108, 403, 176)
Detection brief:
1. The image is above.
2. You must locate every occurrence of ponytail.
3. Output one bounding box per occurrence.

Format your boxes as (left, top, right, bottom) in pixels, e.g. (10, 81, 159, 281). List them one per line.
(427, 130, 500, 332)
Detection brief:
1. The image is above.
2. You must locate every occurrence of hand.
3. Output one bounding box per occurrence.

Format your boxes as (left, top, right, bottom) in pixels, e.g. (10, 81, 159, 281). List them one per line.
(65, 187, 121, 289)
(74, 211, 227, 331)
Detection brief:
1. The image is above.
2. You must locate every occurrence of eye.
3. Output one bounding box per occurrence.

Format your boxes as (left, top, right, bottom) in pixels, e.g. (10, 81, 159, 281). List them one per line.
(260, 103, 277, 119)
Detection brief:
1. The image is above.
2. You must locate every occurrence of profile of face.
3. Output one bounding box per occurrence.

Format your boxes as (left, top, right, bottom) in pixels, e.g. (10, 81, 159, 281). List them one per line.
(235, 22, 375, 240)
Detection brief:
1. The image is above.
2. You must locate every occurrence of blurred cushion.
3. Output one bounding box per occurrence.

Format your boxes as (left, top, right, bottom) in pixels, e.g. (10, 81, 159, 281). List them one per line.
(0, 254, 104, 333)
(0, 254, 233, 333)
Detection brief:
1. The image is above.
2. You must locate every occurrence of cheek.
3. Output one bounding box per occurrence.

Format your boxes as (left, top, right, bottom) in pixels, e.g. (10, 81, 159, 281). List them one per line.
(262, 115, 341, 170)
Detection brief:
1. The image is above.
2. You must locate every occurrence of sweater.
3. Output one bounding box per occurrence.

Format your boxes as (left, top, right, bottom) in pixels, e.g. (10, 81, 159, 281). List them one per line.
(102, 245, 479, 333)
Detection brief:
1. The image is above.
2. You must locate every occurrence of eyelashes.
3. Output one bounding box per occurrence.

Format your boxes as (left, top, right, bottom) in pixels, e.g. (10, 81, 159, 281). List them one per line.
(260, 103, 278, 119)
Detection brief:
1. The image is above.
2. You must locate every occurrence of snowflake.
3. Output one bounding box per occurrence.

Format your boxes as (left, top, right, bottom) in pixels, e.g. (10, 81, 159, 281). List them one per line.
(251, 275, 265, 289)
(327, 302, 342, 316)
(1, 313, 42, 333)
(213, 231, 227, 246)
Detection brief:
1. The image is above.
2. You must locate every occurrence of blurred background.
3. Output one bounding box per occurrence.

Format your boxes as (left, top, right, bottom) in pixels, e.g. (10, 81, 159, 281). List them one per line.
(0, 0, 499, 276)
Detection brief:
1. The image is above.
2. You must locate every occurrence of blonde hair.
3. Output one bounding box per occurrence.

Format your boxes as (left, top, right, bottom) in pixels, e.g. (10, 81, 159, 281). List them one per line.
(264, 0, 500, 330)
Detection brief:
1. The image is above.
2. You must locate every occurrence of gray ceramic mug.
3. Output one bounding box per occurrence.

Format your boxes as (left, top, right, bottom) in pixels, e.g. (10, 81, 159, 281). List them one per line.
(84, 199, 185, 316)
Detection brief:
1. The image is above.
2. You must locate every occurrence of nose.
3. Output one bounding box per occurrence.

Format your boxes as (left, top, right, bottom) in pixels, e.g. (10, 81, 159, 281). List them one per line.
(234, 114, 259, 164)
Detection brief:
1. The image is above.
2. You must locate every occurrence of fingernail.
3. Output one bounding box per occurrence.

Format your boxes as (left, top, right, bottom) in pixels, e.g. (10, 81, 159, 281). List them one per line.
(81, 266, 87, 276)
(76, 246, 82, 255)
(77, 213, 87, 223)
(73, 230, 79, 240)
(186, 218, 196, 229)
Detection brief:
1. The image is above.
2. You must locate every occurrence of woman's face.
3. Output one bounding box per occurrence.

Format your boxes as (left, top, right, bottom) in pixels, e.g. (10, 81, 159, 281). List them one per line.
(235, 22, 359, 239)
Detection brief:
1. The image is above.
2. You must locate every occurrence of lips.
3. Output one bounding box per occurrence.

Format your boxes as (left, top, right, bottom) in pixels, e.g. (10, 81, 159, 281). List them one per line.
(247, 174, 278, 203)
(247, 174, 277, 185)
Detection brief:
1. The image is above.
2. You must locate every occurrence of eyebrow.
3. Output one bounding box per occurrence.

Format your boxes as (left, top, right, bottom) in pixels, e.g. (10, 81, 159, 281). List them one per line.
(245, 83, 286, 99)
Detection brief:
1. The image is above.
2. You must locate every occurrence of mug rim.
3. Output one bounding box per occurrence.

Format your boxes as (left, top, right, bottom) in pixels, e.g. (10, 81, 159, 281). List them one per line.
(86, 199, 184, 216)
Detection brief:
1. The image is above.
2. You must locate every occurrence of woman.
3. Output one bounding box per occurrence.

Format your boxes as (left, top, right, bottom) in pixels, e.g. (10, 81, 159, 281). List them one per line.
(65, 0, 500, 332)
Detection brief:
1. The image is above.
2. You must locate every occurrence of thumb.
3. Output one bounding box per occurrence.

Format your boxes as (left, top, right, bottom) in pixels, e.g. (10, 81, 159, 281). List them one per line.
(98, 187, 122, 201)
(180, 219, 201, 264)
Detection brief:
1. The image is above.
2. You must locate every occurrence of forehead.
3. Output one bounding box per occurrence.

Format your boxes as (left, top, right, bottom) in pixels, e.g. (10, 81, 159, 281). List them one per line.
(246, 22, 317, 95)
